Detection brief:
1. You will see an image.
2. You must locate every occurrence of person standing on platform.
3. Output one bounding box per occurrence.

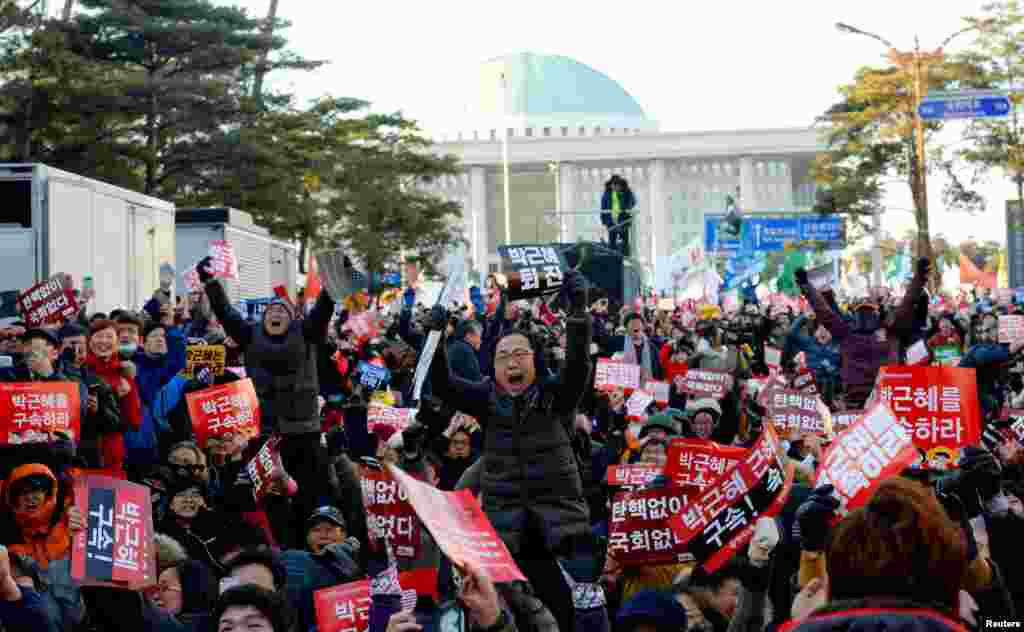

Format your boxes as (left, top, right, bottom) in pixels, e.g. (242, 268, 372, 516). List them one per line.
(600, 175, 635, 256)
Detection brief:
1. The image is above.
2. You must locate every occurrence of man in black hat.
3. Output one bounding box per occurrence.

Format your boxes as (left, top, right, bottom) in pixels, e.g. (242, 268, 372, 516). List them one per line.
(0, 329, 64, 383)
(305, 506, 348, 555)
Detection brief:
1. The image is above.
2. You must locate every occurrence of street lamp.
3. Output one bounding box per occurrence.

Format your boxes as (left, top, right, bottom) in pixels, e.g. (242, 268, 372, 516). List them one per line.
(835, 21, 988, 288)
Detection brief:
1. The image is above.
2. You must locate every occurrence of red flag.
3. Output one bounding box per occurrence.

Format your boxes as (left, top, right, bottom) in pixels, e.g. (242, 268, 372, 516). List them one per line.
(959, 254, 996, 288)
(304, 252, 322, 305)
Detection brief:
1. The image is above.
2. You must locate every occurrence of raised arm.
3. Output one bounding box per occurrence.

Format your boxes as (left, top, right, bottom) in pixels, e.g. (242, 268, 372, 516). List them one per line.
(201, 276, 253, 349)
(889, 258, 929, 336)
(303, 290, 336, 342)
(428, 329, 493, 425)
(554, 271, 593, 413)
(797, 270, 850, 342)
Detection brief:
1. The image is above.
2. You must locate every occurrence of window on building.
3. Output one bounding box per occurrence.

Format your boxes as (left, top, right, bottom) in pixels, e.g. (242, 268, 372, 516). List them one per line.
(609, 128, 616, 134)
(594, 127, 601, 135)
(561, 126, 569, 137)
(543, 127, 551, 137)
(579, 126, 586, 136)
(490, 129, 497, 141)
(507, 128, 515, 138)
(525, 127, 533, 137)
(489, 263, 500, 274)
(473, 131, 479, 140)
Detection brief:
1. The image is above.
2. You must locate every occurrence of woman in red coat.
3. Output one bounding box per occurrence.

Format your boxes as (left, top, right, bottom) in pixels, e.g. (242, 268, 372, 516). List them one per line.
(86, 319, 142, 478)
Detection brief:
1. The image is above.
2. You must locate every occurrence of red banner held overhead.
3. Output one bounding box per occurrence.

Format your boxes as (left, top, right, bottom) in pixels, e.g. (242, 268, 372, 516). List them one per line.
(313, 568, 438, 632)
(387, 464, 525, 584)
(815, 403, 917, 516)
(608, 486, 693, 566)
(17, 277, 79, 327)
(606, 463, 663, 489)
(71, 476, 156, 589)
(360, 465, 420, 559)
(185, 379, 260, 448)
(873, 366, 982, 469)
(664, 438, 749, 493)
(677, 369, 733, 400)
(0, 382, 80, 444)
(595, 359, 641, 391)
(668, 425, 792, 573)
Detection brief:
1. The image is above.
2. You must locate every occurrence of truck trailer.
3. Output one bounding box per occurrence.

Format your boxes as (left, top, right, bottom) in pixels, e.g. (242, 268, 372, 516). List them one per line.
(0, 163, 176, 315)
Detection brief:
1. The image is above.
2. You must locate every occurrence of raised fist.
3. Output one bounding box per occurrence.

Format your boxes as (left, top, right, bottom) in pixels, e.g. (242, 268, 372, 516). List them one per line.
(196, 256, 215, 285)
(794, 268, 809, 286)
(917, 257, 931, 277)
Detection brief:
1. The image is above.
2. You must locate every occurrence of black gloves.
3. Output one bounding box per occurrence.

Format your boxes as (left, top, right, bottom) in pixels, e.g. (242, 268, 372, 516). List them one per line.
(935, 447, 1002, 519)
(196, 256, 214, 285)
(563, 269, 589, 313)
(401, 422, 428, 460)
(425, 304, 448, 332)
(795, 485, 839, 552)
(917, 257, 931, 277)
(794, 267, 809, 287)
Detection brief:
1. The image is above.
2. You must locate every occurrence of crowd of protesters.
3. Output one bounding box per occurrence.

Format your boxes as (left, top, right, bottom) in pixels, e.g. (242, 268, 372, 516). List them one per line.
(0, 252, 1021, 632)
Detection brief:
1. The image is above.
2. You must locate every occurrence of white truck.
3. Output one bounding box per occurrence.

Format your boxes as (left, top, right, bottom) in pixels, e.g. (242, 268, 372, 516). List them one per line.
(0, 164, 176, 316)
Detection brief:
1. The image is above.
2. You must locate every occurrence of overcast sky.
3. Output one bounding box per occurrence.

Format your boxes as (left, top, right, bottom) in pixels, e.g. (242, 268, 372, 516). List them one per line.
(222, 0, 1012, 248)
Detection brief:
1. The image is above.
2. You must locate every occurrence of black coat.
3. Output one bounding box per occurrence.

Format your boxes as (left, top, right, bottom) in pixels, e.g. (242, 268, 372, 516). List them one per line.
(447, 339, 482, 382)
(429, 313, 593, 555)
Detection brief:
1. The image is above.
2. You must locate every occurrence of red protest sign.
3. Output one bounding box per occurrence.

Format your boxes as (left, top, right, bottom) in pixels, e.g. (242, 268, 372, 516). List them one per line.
(208, 240, 240, 281)
(608, 486, 692, 566)
(606, 463, 663, 489)
(360, 465, 421, 559)
(0, 382, 80, 444)
(765, 387, 826, 439)
(873, 366, 982, 469)
(677, 369, 733, 400)
(387, 464, 525, 584)
(595, 359, 641, 391)
(313, 568, 438, 632)
(185, 379, 260, 449)
(246, 437, 288, 503)
(366, 404, 416, 435)
(16, 277, 78, 327)
(664, 438, 748, 492)
(71, 476, 156, 589)
(814, 403, 917, 516)
(668, 425, 792, 573)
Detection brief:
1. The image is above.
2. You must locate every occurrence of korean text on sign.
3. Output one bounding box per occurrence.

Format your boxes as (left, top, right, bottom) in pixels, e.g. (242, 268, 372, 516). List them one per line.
(608, 486, 692, 566)
(665, 438, 748, 493)
(0, 382, 80, 444)
(606, 463, 663, 489)
(185, 378, 260, 448)
(358, 361, 391, 391)
(208, 240, 240, 281)
(767, 387, 826, 438)
(184, 345, 226, 378)
(314, 569, 439, 632)
(999, 316, 1024, 344)
(626, 390, 654, 419)
(498, 245, 564, 298)
(873, 366, 981, 468)
(387, 464, 525, 584)
(367, 404, 416, 435)
(360, 465, 421, 559)
(677, 370, 734, 400)
(668, 425, 792, 573)
(814, 403, 917, 516)
(595, 359, 641, 391)
(16, 276, 79, 327)
(71, 476, 155, 589)
(246, 437, 285, 503)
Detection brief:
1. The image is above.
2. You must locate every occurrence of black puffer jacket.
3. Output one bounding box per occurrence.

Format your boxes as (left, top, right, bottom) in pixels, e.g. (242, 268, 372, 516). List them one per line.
(429, 313, 593, 555)
(782, 599, 969, 632)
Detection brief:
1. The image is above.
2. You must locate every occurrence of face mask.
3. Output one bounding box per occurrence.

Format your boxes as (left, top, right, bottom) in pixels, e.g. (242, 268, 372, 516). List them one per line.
(119, 343, 137, 357)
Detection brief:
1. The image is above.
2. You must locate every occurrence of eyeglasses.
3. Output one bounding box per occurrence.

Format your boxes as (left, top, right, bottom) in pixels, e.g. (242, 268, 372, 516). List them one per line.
(169, 463, 205, 474)
(494, 350, 533, 364)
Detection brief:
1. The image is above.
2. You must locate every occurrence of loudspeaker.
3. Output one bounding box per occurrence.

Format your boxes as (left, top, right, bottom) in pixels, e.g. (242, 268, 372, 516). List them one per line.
(555, 242, 640, 306)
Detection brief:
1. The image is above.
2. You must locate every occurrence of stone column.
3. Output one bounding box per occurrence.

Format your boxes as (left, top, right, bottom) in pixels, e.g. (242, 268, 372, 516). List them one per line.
(559, 163, 576, 244)
(739, 156, 757, 211)
(469, 167, 488, 276)
(647, 159, 667, 269)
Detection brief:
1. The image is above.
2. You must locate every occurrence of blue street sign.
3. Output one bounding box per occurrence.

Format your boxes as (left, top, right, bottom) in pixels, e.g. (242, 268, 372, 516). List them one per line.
(918, 95, 1011, 121)
(705, 215, 845, 254)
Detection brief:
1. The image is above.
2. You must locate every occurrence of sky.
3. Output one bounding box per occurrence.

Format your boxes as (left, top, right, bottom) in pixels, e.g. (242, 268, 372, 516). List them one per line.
(221, 0, 1014, 248)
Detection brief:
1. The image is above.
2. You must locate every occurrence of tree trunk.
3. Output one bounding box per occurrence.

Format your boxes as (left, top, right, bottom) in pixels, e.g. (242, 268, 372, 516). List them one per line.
(251, 0, 279, 110)
(298, 235, 307, 275)
(145, 70, 158, 195)
(61, 0, 74, 21)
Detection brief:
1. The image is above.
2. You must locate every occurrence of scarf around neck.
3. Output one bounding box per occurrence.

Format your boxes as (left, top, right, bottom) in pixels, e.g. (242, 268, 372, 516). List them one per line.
(623, 336, 653, 382)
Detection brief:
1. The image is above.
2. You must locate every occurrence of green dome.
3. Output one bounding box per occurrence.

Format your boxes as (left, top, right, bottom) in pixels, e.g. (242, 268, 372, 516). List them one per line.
(479, 52, 649, 123)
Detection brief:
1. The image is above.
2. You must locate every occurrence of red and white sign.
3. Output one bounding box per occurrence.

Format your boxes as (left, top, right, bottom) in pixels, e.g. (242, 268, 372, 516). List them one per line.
(0, 382, 80, 444)
(664, 438, 748, 493)
(766, 387, 826, 438)
(367, 404, 417, 435)
(645, 381, 670, 405)
(185, 379, 260, 448)
(246, 437, 287, 503)
(313, 568, 438, 632)
(208, 240, 240, 281)
(677, 369, 733, 400)
(668, 425, 793, 573)
(17, 277, 78, 327)
(999, 315, 1024, 344)
(606, 463, 663, 489)
(905, 340, 930, 366)
(814, 403, 917, 516)
(626, 390, 654, 419)
(360, 465, 420, 559)
(608, 486, 692, 566)
(71, 476, 155, 589)
(387, 464, 525, 583)
(595, 359, 641, 391)
(873, 366, 982, 469)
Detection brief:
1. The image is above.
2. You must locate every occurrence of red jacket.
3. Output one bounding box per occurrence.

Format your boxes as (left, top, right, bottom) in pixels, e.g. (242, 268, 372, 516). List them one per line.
(86, 353, 142, 476)
(659, 343, 689, 386)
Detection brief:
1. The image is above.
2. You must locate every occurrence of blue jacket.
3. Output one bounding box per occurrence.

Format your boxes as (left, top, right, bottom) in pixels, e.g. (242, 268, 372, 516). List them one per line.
(124, 327, 187, 468)
(0, 586, 59, 632)
(784, 316, 841, 383)
(960, 342, 1012, 417)
(600, 190, 636, 228)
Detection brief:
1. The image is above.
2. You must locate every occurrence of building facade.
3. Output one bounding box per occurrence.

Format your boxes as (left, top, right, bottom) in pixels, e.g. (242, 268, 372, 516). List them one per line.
(423, 52, 824, 285)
